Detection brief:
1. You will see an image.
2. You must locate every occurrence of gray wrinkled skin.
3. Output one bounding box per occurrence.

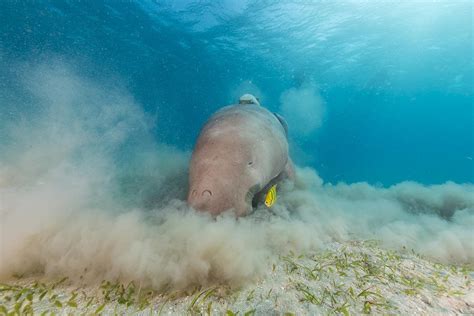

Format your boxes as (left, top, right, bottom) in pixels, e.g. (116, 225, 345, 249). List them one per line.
(187, 102, 294, 216)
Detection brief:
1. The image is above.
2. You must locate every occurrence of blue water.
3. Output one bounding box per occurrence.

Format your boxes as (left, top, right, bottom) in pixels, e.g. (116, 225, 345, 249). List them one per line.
(1, 0, 472, 185)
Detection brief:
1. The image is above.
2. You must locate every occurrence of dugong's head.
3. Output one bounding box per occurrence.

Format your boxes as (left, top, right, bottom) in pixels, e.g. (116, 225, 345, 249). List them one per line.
(187, 138, 259, 217)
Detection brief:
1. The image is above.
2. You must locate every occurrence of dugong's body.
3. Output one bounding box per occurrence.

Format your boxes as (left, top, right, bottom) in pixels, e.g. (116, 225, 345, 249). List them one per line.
(187, 95, 294, 216)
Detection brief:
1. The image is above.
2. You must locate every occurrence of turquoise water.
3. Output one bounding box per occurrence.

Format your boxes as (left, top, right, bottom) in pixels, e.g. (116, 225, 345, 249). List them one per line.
(1, 1, 472, 185)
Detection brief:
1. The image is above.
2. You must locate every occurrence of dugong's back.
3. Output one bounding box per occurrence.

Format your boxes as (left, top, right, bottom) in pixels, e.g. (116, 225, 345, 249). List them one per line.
(188, 103, 290, 216)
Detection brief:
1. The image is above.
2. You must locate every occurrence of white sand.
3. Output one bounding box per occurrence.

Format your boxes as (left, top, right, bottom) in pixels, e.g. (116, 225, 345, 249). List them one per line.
(1, 240, 472, 315)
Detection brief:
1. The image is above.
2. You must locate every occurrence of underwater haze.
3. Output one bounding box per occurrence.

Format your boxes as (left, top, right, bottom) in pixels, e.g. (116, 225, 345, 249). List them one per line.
(1, 0, 473, 292)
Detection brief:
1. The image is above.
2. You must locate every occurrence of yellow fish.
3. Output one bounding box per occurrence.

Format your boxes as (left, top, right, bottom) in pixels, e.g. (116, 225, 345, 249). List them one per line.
(264, 184, 277, 207)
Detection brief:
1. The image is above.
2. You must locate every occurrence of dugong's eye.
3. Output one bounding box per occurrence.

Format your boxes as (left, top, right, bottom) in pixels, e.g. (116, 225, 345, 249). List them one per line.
(248, 161, 253, 166)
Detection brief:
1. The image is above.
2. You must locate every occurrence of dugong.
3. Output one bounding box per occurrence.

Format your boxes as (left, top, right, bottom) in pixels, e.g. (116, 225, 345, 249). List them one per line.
(187, 94, 294, 217)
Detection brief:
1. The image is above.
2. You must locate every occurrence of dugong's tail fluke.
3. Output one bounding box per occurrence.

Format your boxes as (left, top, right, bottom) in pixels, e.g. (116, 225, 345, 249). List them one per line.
(239, 94, 260, 106)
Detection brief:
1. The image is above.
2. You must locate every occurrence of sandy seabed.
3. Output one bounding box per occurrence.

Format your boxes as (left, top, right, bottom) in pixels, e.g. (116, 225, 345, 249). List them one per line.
(1, 240, 473, 315)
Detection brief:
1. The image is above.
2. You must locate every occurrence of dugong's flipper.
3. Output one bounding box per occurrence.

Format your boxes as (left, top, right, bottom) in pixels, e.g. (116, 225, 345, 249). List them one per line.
(239, 94, 260, 106)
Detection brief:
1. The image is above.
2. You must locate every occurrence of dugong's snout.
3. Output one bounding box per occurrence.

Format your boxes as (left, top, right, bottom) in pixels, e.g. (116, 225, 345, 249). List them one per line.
(187, 182, 251, 217)
(190, 188, 213, 199)
(188, 188, 213, 210)
(187, 185, 226, 216)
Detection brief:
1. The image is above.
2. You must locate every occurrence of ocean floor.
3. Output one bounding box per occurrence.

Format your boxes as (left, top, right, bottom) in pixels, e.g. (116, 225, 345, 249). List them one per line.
(1, 240, 473, 315)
